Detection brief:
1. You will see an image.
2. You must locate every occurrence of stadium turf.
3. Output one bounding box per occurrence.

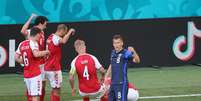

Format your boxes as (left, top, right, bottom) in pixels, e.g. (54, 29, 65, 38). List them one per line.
(0, 65, 201, 101)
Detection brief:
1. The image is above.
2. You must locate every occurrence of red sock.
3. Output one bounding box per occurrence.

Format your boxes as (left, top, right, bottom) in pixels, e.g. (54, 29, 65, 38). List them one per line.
(25, 90, 32, 101)
(51, 91, 60, 101)
(40, 87, 45, 101)
(83, 97, 89, 101)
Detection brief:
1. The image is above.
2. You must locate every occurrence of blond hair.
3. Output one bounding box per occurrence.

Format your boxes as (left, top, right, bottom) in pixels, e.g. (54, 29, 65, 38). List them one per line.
(57, 24, 68, 31)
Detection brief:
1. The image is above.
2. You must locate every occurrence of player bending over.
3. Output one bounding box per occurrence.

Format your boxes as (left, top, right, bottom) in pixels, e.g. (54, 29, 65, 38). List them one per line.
(45, 24, 75, 101)
(69, 39, 107, 101)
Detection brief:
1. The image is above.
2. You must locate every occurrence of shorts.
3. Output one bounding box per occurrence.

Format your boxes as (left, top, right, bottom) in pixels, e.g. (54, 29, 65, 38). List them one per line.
(79, 84, 106, 98)
(24, 75, 42, 96)
(39, 64, 46, 81)
(109, 83, 128, 101)
(46, 70, 62, 88)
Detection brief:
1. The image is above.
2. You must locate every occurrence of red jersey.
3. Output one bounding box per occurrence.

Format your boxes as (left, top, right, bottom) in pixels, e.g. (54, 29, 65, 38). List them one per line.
(70, 54, 102, 93)
(26, 28, 45, 64)
(45, 34, 62, 71)
(16, 40, 41, 78)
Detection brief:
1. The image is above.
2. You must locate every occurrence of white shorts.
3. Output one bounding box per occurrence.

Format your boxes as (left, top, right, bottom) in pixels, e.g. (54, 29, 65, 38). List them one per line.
(24, 75, 42, 96)
(46, 70, 62, 88)
(39, 64, 46, 81)
(127, 88, 139, 101)
(79, 84, 106, 98)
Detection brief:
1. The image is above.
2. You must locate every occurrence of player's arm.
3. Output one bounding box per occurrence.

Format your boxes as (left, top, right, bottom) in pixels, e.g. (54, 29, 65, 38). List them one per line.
(69, 74, 75, 96)
(69, 60, 76, 96)
(32, 50, 50, 58)
(91, 55, 105, 82)
(104, 64, 111, 80)
(59, 28, 75, 44)
(128, 46, 140, 63)
(21, 13, 37, 36)
(99, 67, 105, 83)
(15, 44, 23, 64)
(15, 53, 23, 64)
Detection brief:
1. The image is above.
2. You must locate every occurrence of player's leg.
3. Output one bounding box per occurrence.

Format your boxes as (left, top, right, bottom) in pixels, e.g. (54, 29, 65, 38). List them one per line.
(26, 89, 32, 101)
(40, 64, 46, 101)
(108, 86, 115, 101)
(119, 83, 128, 101)
(24, 78, 32, 101)
(51, 88, 61, 101)
(29, 75, 42, 101)
(32, 96, 40, 101)
(83, 96, 90, 101)
(48, 71, 62, 101)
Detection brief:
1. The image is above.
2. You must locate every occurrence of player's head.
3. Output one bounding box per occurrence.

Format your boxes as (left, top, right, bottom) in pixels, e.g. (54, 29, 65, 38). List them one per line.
(34, 16, 48, 30)
(113, 34, 124, 52)
(30, 27, 41, 41)
(56, 24, 68, 37)
(74, 39, 86, 54)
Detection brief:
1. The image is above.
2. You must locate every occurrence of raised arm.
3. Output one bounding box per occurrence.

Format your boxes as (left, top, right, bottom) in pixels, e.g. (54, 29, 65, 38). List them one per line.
(21, 13, 37, 36)
(128, 46, 140, 63)
(59, 28, 75, 44)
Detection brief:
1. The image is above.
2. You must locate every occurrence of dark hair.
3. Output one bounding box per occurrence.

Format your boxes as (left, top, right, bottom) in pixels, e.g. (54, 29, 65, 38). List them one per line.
(30, 27, 41, 37)
(113, 34, 124, 42)
(34, 16, 48, 25)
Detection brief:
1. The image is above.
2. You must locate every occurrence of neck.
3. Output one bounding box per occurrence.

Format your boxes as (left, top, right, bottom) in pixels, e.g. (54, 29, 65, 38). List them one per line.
(78, 51, 86, 55)
(35, 25, 42, 30)
(116, 47, 123, 53)
(55, 32, 58, 35)
(30, 37, 37, 42)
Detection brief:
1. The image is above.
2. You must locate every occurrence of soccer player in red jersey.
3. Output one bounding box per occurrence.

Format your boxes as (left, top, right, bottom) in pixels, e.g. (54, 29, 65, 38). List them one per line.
(20, 13, 48, 101)
(15, 27, 49, 101)
(69, 39, 107, 101)
(45, 24, 75, 101)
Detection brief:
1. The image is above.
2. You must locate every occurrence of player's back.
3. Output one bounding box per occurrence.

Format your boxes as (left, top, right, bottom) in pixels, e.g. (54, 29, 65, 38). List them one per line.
(74, 54, 100, 93)
(19, 40, 41, 78)
(45, 34, 62, 71)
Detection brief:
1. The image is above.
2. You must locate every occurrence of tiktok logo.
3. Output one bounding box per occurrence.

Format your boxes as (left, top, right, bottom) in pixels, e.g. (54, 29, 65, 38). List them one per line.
(173, 22, 201, 61)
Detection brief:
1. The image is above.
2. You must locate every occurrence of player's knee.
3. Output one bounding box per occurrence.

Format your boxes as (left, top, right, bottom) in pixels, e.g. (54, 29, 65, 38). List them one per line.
(52, 88, 60, 95)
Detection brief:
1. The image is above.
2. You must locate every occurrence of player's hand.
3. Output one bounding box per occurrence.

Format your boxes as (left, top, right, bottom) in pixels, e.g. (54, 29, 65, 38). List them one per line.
(69, 28, 75, 36)
(45, 50, 50, 56)
(128, 46, 134, 52)
(30, 13, 37, 19)
(71, 88, 76, 96)
(99, 77, 104, 84)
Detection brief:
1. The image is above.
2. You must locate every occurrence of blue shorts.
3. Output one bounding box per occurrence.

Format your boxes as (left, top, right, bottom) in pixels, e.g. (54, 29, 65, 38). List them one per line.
(109, 83, 128, 101)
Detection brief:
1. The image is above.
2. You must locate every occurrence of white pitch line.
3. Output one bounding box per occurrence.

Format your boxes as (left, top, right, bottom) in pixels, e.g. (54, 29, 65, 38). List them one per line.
(72, 94, 201, 101)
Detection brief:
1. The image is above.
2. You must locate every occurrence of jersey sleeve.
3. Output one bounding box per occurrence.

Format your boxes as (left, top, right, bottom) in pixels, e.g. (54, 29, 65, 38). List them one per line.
(15, 43, 22, 55)
(30, 40, 39, 51)
(70, 58, 76, 75)
(91, 55, 102, 69)
(52, 35, 62, 46)
(24, 29, 31, 39)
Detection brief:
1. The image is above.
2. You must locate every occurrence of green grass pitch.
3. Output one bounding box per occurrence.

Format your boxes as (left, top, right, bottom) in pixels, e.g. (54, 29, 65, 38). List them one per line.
(0, 65, 201, 101)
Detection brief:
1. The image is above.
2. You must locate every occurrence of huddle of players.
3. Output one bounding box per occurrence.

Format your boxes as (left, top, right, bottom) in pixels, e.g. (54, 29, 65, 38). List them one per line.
(15, 14, 140, 101)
